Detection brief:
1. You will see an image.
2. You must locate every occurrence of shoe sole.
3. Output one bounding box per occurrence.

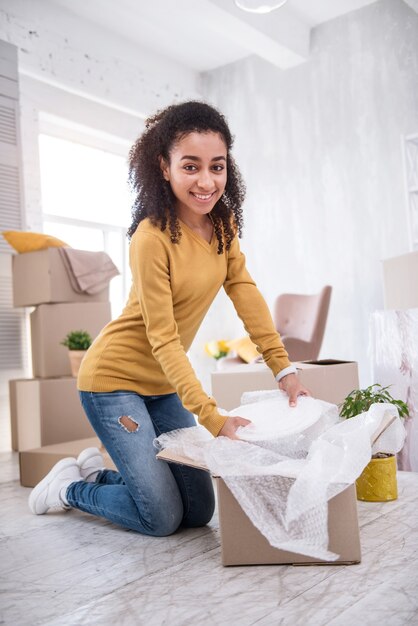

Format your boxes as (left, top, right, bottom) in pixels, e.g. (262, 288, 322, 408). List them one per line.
(28, 457, 78, 515)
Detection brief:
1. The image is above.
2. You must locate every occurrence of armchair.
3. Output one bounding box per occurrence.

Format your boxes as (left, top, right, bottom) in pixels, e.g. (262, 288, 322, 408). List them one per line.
(273, 285, 332, 362)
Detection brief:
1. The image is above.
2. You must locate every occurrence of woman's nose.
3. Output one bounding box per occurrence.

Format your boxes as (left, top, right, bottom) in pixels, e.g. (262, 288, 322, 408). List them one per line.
(197, 170, 213, 189)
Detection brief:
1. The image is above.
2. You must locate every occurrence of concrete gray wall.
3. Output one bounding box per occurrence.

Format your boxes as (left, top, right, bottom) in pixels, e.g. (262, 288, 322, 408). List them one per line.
(199, 0, 418, 387)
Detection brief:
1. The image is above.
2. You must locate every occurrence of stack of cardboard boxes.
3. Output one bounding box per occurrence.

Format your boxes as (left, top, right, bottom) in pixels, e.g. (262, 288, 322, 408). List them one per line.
(9, 247, 116, 486)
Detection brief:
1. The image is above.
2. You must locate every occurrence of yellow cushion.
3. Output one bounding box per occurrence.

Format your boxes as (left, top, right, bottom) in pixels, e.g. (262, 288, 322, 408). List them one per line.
(227, 336, 260, 363)
(2, 231, 69, 253)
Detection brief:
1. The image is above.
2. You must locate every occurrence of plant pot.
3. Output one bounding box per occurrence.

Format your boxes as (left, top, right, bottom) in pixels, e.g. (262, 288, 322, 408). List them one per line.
(355, 455, 398, 502)
(68, 350, 87, 377)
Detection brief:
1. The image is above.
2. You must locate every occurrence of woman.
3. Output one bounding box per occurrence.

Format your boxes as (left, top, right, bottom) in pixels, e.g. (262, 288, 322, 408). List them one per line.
(28, 101, 309, 534)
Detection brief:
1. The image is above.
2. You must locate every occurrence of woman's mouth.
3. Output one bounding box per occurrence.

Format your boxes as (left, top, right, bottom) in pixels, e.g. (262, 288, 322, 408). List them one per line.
(190, 191, 216, 203)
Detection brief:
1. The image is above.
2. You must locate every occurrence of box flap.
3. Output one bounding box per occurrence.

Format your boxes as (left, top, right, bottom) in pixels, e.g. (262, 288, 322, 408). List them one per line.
(296, 359, 356, 369)
(156, 449, 209, 472)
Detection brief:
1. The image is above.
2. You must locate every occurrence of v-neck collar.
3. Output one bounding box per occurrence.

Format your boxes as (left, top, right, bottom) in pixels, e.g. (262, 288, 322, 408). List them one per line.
(179, 218, 216, 252)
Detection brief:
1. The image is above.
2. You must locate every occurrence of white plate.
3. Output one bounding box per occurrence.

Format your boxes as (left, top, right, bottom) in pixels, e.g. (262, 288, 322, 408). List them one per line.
(230, 394, 332, 441)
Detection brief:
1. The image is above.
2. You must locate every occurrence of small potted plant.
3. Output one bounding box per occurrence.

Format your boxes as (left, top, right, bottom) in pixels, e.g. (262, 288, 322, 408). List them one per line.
(339, 384, 409, 502)
(61, 330, 93, 377)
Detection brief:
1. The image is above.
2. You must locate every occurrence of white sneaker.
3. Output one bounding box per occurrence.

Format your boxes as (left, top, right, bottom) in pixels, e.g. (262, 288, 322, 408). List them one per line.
(28, 458, 82, 515)
(77, 447, 105, 482)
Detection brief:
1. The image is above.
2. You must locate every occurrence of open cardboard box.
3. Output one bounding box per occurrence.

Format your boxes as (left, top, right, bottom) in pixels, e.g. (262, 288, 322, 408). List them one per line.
(211, 359, 359, 411)
(12, 248, 109, 307)
(157, 448, 361, 567)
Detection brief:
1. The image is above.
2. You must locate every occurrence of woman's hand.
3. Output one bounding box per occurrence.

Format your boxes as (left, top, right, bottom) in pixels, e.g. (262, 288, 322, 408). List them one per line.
(218, 415, 251, 440)
(279, 373, 311, 407)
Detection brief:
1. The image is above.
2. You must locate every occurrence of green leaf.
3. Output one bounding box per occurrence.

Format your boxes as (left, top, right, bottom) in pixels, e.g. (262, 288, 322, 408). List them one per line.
(339, 383, 409, 420)
(61, 330, 93, 351)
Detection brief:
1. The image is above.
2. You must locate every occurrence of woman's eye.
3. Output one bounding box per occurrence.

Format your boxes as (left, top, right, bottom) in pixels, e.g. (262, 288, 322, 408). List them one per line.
(212, 165, 224, 172)
(184, 164, 197, 171)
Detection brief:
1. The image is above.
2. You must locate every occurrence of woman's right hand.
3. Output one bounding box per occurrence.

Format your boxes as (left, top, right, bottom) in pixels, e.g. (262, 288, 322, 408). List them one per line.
(217, 415, 251, 440)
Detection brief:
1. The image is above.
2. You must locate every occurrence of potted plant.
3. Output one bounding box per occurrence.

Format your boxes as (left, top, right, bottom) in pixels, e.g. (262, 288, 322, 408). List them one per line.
(61, 330, 93, 377)
(339, 384, 409, 502)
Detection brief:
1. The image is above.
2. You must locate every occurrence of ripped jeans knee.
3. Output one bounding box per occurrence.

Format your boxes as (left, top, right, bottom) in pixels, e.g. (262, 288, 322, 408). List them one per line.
(118, 415, 139, 433)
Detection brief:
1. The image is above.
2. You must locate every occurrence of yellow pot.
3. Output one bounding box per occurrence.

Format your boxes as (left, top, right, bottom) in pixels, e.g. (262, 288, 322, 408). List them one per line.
(68, 350, 87, 377)
(356, 455, 398, 502)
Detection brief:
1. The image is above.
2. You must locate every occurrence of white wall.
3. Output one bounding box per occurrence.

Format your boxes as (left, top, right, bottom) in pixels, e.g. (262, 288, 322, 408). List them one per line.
(2, 0, 417, 395)
(199, 0, 418, 388)
(0, 0, 205, 394)
(0, 0, 200, 231)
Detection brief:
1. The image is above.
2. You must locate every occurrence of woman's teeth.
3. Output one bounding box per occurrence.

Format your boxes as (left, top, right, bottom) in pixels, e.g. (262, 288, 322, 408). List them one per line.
(192, 192, 214, 200)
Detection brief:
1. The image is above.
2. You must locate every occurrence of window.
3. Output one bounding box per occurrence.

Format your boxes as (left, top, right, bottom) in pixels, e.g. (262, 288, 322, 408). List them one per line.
(39, 133, 134, 316)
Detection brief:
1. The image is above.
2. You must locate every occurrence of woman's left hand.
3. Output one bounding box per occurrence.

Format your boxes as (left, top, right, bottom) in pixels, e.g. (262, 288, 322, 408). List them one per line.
(278, 373, 311, 407)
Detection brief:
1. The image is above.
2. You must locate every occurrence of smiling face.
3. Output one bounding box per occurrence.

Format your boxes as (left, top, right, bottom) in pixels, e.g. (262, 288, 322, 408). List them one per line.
(160, 131, 228, 223)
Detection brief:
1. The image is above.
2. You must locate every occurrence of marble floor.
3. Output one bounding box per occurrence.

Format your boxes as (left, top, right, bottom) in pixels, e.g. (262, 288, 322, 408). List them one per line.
(1, 401, 418, 625)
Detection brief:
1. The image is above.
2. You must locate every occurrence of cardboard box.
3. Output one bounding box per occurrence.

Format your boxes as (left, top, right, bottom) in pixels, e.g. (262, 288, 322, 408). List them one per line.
(12, 248, 109, 307)
(211, 359, 359, 411)
(382, 250, 418, 310)
(157, 449, 361, 566)
(20, 437, 116, 487)
(30, 302, 111, 378)
(9, 377, 95, 452)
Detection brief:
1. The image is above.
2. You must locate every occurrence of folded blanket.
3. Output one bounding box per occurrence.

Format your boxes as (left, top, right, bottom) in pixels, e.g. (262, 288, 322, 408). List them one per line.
(58, 248, 120, 295)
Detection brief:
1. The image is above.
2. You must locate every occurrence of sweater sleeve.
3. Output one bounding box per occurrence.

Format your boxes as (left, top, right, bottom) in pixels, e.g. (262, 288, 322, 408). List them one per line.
(223, 235, 292, 377)
(130, 231, 227, 437)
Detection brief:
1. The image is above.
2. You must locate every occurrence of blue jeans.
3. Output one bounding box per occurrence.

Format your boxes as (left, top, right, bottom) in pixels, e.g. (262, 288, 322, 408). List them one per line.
(67, 391, 215, 536)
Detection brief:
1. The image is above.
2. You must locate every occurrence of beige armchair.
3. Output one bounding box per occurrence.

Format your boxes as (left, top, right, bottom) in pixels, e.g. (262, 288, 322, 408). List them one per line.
(273, 285, 332, 361)
(217, 285, 333, 370)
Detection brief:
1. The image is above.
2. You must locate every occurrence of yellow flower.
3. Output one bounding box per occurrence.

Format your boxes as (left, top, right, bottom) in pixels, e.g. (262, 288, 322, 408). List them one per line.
(218, 340, 230, 353)
(204, 340, 230, 360)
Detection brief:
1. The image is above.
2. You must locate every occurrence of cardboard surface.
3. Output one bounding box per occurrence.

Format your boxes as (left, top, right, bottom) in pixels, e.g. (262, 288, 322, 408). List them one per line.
(382, 250, 418, 310)
(30, 302, 111, 377)
(157, 449, 361, 566)
(19, 437, 116, 487)
(217, 480, 361, 566)
(211, 359, 359, 411)
(12, 248, 109, 307)
(9, 377, 95, 452)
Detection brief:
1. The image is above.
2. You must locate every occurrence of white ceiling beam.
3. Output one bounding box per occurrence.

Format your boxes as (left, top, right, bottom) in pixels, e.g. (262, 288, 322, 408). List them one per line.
(207, 0, 310, 69)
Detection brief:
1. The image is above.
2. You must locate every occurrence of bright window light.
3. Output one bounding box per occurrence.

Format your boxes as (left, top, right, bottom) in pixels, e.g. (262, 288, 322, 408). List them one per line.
(39, 133, 134, 316)
(39, 134, 133, 226)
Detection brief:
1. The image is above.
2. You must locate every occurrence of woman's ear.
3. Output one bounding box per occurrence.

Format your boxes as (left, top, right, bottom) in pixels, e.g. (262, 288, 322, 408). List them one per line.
(159, 156, 170, 182)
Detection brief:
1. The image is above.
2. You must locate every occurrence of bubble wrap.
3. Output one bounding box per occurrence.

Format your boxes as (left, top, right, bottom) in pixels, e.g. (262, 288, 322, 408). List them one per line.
(370, 309, 418, 471)
(155, 393, 406, 561)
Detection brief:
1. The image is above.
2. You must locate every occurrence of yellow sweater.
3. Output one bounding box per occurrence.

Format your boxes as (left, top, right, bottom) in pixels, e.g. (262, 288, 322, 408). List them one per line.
(78, 218, 291, 436)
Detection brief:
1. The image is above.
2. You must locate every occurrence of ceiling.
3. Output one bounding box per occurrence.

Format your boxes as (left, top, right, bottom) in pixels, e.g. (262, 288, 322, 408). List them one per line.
(52, 0, 381, 71)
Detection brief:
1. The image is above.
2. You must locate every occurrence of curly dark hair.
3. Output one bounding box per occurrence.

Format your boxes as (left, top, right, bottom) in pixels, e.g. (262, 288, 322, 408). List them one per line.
(127, 100, 245, 254)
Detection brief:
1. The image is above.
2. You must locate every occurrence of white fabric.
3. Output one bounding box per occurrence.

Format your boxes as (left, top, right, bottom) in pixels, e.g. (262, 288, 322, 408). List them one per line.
(370, 309, 418, 471)
(156, 393, 406, 561)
